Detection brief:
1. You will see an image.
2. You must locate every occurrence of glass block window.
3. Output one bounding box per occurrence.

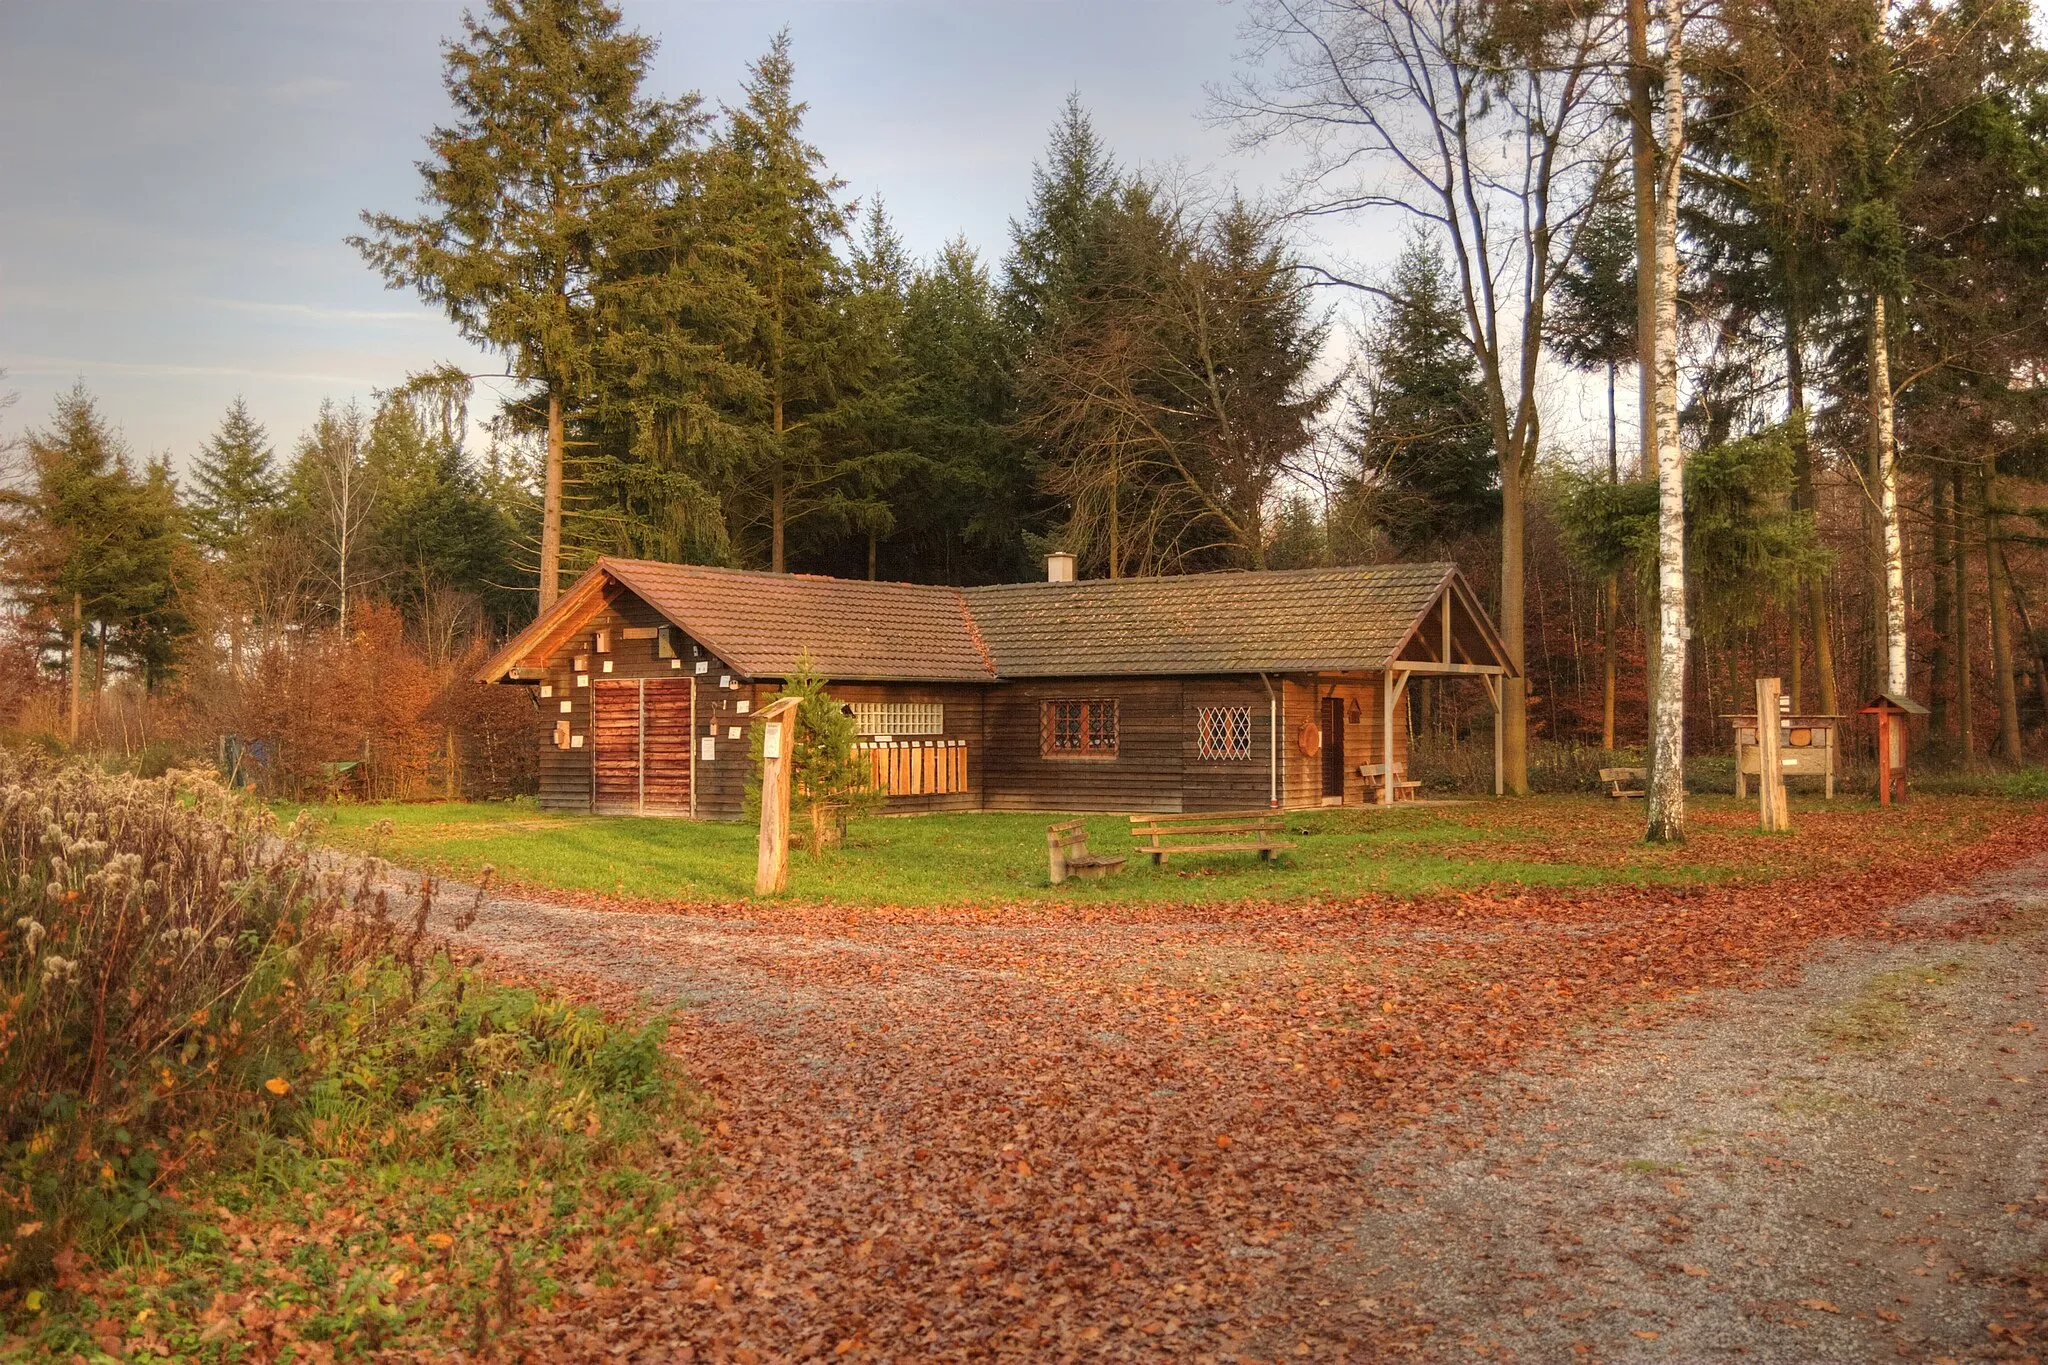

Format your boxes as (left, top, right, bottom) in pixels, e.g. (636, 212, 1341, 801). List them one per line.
(1196, 705, 1252, 761)
(1041, 699, 1118, 757)
(850, 701, 944, 736)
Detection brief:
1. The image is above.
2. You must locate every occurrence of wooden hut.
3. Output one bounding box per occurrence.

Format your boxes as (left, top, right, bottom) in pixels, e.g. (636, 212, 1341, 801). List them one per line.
(477, 556, 1517, 818)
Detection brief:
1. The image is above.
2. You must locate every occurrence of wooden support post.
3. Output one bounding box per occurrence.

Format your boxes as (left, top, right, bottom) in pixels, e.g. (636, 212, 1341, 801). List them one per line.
(1755, 677, 1790, 832)
(754, 696, 801, 896)
(1381, 670, 1395, 807)
(1482, 674, 1503, 797)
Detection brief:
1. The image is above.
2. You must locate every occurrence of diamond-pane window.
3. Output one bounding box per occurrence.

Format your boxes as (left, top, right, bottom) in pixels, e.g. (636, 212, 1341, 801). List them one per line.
(1197, 705, 1252, 761)
(1041, 699, 1118, 757)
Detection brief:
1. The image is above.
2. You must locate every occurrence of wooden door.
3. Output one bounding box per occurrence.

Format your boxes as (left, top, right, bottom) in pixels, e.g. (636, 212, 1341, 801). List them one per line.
(1321, 696, 1346, 797)
(639, 680, 693, 815)
(592, 681, 642, 815)
(593, 679, 694, 816)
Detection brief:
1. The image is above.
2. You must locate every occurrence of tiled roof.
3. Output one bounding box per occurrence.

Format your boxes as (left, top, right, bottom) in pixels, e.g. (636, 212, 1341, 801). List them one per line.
(481, 558, 1496, 683)
(601, 560, 995, 682)
(962, 564, 1460, 676)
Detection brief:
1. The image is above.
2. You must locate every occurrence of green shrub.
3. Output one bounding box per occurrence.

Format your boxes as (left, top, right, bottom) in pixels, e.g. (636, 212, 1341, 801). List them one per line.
(0, 755, 702, 1356)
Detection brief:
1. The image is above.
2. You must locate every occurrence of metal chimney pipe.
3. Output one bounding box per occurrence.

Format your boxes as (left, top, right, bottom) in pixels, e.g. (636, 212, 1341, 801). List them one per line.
(1046, 552, 1076, 583)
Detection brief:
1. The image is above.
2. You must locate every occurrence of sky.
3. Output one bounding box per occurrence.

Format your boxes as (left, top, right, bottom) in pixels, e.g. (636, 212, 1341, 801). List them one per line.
(0, 1, 1618, 478)
(0, 1, 1318, 467)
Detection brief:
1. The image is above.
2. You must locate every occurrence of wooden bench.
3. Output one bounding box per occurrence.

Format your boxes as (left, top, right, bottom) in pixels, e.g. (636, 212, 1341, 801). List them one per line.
(1047, 820, 1126, 885)
(1600, 766, 1647, 799)
(1129, 812, 1294, 866)
(1357, 762, 1422, 802)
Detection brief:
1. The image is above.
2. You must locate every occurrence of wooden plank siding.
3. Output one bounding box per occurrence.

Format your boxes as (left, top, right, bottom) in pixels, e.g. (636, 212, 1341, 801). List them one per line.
(1179, 676, 1280, 812)
(1280, 674, 1410, 809)
(979, 678, 1190, 814)
(528, 589, 749, 817)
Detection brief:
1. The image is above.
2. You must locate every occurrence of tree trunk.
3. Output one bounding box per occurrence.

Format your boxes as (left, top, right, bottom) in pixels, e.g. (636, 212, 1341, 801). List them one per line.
(1785, 282, 1808, 712)
(1643, 0, 1687, 843)
(1982, 462, 2022, 764)
(1953, 464, 1975, 760)
(1929, 472, 1953, 738)
(1628, 0, 1658, 487)
(1869, 295, 1907, 698)
(2004, 554, 2048, 744)
(68, 592, 82, 744)
(1499, 459, 1529, 795)
(770, 382, 787, 574)
(540, 389, 564, 611)
(1602, 574, 1619, 751)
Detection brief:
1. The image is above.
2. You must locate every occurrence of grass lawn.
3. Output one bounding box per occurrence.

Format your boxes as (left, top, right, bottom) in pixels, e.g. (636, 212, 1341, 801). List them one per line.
(287, 791, 2027, 909)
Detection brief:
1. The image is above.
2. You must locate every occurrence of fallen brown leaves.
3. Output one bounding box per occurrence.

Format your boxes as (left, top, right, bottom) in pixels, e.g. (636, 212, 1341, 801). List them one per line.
(482, 803, 2048, 1363)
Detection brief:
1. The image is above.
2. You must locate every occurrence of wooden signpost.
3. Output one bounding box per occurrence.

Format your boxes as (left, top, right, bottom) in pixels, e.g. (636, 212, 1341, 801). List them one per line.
(1754, 677, 1791, 833)
(1859, 692, 1928, 807)
(753, 696, 802, 896)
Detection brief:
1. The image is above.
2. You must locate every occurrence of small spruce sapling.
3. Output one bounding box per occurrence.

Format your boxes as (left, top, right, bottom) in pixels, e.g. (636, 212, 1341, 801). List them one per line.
(746, 661, 881, 853)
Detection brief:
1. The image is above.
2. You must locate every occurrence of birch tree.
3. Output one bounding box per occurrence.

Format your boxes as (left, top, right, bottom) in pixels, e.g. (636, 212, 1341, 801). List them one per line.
(1632, 0, 1689, 842)
(1225, 0, 1620, 795)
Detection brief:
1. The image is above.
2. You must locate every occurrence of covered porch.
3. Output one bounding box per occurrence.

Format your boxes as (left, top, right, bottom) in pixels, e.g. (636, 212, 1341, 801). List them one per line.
(1284, 572, 1515, 808)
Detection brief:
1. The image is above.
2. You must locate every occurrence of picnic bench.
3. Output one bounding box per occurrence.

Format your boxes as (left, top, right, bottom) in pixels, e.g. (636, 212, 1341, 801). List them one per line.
(1357, 762, 1422, 803)
(1600, 766, 1647, 799)
(1129, 811, 1294, 866)
(1047, 820, 1126, 885)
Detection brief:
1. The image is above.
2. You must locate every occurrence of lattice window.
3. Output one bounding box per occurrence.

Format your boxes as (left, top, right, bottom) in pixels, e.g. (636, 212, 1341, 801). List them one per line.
(850, 701, 944, 737)
(1196, 705, 1252, 761)
(1041, 699, 1118, 757)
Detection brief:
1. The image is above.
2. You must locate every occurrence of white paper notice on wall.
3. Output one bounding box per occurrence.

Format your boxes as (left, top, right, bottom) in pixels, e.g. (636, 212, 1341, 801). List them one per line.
(695, 660, 708, 674)
(762, 721, 782, 759)
(559, 700, 571, 714)
(576, 674, 588, 687)
(719, 675, 731, 689)
(736, 699, 750, 714)
(727, 725, 741, 740)
(699, 736, 716, 760)
(539, 685, 552, 698)
(602, 659, 613, 673)
(570, 734, 584, 748)
(671, 659, 682, 669)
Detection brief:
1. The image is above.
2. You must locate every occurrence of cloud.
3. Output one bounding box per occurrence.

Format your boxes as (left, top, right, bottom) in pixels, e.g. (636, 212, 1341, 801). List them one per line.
(0, 353, 381, 386)
(199, 297, 437, 325)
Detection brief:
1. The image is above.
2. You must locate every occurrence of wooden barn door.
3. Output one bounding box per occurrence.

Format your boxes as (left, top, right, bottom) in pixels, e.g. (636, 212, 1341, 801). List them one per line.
(638, 680, 692, 815)
(1321, 696, 1346, 798)
(593, 679, 693, 816)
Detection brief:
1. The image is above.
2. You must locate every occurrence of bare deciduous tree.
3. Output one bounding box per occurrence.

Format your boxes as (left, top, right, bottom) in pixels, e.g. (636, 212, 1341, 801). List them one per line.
(1223, 0, 1621, 795)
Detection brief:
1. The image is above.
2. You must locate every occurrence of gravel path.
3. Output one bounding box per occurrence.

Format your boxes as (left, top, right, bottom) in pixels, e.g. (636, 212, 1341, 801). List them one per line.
(352, 848, 2048, 1362)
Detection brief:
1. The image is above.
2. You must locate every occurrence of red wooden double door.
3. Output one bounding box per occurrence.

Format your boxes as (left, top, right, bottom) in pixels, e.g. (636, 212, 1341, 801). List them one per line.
(592, 679, 692, 815)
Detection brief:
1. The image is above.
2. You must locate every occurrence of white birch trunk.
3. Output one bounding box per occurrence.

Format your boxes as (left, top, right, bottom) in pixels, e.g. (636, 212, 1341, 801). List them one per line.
(1870, 293, 1908, 697)
(1646, 0, 1688, 842)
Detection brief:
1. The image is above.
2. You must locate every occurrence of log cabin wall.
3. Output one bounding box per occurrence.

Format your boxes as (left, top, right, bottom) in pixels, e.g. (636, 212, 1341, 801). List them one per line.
(1179, 675, 1281, 812)
(981, 678, 1190, 813)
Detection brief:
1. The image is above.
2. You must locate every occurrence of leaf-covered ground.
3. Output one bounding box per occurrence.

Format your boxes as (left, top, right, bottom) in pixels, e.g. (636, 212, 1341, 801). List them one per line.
(348, 796, 2048, 1361)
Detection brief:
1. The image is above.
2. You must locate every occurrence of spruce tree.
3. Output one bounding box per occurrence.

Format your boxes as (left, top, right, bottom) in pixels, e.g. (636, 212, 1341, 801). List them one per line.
(1003, 94, 1121, 339)
(351, 0, 693, 610)
(706, 30, 869, 573)
(1349, 239, 1498, 557)
(187, 398, 281, 557)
